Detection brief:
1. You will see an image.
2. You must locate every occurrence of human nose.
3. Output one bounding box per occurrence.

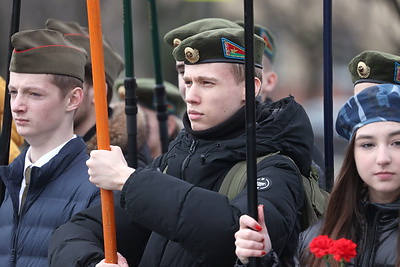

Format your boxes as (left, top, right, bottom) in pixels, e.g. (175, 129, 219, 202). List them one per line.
(10, 93, 26, 113)
(376, 146, 391, 166)
(185, 84, 199, 104)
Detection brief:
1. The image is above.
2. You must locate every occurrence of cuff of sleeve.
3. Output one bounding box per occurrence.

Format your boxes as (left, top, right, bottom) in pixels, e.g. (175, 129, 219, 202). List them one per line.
(120, 173, 135, 209)
(234, 249, 280, 267)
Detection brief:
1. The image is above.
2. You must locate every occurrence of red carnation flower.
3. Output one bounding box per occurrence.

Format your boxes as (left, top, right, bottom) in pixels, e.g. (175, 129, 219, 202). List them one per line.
(310, 235, 357, 266)
(330, 238, 357, 262)
(309, 235, 334, 258)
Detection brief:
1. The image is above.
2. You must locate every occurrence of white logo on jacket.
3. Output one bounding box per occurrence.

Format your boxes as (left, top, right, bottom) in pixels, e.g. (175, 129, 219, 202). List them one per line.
(256, 177, 272, 190)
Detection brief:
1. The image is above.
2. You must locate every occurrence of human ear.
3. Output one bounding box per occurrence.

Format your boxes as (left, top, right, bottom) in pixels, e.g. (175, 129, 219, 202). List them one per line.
(66, 87, 84, 111)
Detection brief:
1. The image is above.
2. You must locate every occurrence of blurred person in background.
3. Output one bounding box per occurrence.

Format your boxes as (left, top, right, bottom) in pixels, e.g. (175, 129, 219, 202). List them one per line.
(348, 50, 400, 94)
(116, 78, 185, 159)
(0, 76, 24, 163)
(46, 18, 151, 167)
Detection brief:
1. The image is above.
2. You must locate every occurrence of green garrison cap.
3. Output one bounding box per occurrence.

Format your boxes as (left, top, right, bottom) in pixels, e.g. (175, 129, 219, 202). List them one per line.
(172, 28, 265, 68)
(235, 21, 276, 63)
(115, 78, 186, 116)
(164, 18, 242, 48)
(45, 18, 124, 86)
(348, 50, 400, 85)
(9, 29, 87, 82)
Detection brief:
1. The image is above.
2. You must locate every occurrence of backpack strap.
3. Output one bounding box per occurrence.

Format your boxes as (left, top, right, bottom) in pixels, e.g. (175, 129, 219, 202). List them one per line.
(219, 152, 279, 200)
(282, 156, 329, 230)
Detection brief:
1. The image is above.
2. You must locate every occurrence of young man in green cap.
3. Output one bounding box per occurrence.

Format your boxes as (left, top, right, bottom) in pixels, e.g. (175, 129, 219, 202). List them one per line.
(116, 78, 185, 158)
(45, 19, 151, 167)
(49, 27, 313, 266)
(348, 50, 400, 94)
(235, 22, 278, 104)
(0, 29, 100, 267)
(163, 18, 243, 100)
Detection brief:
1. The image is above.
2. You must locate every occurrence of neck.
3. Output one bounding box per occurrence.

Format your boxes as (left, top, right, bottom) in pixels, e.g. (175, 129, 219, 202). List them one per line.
(74, 112, 96, 136)
(27, 132, 74, 163)
(184, 105, 246, 140)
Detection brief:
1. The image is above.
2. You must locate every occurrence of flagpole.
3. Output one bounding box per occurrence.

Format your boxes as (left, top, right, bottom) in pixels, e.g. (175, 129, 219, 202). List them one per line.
(123, 0, 138, 168)
(148, 0, 169, 153)
(86, 0, 117, 263)
(0, 0, 21, 203)
(243, 0, 259, 265)
(323, 0, 334, 192)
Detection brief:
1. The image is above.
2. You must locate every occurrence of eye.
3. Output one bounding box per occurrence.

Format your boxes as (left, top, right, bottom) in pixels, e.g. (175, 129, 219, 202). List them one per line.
(360, 143, 374, 149)
(184, 80, 192, 87)
(392, 140, 400, 147)
(202, 80, 214, 86)
(8, 89, 17, 96)
(29, 91, 42, 97)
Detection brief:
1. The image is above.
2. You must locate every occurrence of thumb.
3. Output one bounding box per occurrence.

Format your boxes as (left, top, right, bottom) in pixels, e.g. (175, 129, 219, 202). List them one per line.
(258, 204, 272, 253)
(111, 145, 128, 165)
(117, 252, 129, 267)
(258, 204, 266, 229)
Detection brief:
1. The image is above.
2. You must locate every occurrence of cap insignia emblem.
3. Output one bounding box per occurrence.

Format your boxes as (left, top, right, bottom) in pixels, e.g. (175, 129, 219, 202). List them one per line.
(184, 47, 200, 63)
(221, 38, 245, 60)
(173, 38, 182, 48)
(357, 61, 371, 79)
(260, 30, 273, 56)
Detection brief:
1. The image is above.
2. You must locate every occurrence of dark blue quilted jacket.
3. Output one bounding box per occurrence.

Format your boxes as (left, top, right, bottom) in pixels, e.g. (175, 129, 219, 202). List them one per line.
(0, 137, 100, 267)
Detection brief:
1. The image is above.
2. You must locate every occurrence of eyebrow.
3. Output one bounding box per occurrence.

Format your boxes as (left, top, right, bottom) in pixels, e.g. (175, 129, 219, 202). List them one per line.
(8, 84, 46, 92)
(356, 129, 400, 140)
(182, 75, 217, 82)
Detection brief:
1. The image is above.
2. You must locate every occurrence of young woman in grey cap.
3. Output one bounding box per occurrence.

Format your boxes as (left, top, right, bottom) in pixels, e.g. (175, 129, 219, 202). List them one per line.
(236, 83, 400, 266)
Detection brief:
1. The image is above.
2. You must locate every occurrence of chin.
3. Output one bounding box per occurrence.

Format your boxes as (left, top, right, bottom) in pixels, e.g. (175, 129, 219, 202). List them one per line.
(190, 123, 205, 131)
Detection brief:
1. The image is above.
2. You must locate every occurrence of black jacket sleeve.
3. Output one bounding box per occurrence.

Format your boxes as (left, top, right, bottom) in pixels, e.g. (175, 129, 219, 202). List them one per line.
(233, 250, 281, 267)
(120, 154, 303, 266)
(48, 192, 151, 267)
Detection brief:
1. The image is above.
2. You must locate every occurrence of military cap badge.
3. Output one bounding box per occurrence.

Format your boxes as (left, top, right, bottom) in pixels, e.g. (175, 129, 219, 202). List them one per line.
(357, 61, 371, 79)
(184, 47, 200, 63)
(222, 38, 245, 60)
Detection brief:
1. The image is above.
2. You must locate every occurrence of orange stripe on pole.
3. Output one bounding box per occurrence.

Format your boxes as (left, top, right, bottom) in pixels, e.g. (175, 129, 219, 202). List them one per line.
(86, 0, 117, 263)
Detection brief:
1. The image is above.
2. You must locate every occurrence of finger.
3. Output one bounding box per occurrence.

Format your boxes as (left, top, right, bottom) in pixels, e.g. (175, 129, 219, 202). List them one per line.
(117, 252, 129, 266)
(235, 228, 265, 244)
(236, 247, 266, 259)
(239, 214, 261, 231)
(258, 204, 267, 233)
(239, 215, 253, 229)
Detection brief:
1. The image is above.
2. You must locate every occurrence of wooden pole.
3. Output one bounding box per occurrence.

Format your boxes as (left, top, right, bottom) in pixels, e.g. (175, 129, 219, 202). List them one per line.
(86, 0, 117, 263)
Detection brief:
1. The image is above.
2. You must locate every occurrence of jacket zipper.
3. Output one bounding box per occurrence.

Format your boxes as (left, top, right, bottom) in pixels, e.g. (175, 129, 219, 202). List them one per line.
(180, 140, 198, 179)
(200, 142, 221, 165)
(358, 210, 379, 266)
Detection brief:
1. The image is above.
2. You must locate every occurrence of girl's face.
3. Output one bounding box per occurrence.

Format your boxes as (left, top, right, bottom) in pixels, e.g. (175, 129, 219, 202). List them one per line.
(354, 121, 400, 203)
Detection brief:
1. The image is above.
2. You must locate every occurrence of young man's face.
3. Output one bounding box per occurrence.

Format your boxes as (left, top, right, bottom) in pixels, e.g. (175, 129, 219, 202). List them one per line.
(9, 72, 73, 144)
(183, 63, 246, 131)
(260, 55, 278, 102)
(176, 61, 186, 100)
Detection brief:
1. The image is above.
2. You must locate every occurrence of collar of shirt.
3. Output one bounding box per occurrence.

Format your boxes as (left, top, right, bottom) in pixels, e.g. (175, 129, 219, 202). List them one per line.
(24, 134, 77, 169)
(19, 135, 77, 212)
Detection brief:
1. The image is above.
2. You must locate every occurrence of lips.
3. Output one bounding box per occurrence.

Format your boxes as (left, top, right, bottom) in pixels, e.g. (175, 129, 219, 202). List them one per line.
(188, 110, 203, 120)
(14, 118, 29, 125)
(375, 171, 394, 180)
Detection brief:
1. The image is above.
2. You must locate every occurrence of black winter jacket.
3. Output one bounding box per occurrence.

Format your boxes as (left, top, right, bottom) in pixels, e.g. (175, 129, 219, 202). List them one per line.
(49, 97, 314, 267)
(298, 200, 400, 266)
(0, 137, 100, 267)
